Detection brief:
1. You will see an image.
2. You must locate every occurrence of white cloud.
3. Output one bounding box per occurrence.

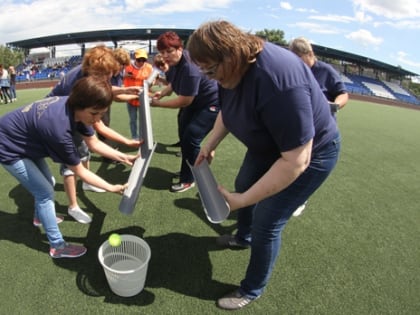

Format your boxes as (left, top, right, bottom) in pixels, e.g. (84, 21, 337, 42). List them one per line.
(396, 51, 420, 68)
(345, 29, 383, 47)
(354, 11, 373, 23)
(291, 22, 341, 34)
(377, 20, 420, 29)
(280, 2, 293, 10)
(0, 0, 235, 43)
(353, 0, 420, 19)
(142, 0, 233, 14)
(309, 14, 354, 23)
(296, 8, 318, 14)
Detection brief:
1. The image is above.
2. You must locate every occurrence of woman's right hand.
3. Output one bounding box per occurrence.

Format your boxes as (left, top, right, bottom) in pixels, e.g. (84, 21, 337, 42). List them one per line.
(111, 183, 129, 195)
(153, 91, 162, 99)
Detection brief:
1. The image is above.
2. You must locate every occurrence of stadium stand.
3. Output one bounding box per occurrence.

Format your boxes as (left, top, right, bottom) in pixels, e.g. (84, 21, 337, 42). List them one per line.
(344, 74, 420, 105)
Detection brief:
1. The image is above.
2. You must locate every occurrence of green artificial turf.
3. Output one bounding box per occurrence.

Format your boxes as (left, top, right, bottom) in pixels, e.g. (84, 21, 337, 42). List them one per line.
(0, 89, 419, 314)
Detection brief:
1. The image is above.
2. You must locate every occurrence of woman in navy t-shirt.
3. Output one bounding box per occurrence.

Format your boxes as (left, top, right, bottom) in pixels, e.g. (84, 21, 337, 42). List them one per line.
(151, 31, 220, 193)
(0, 76, 137, 259)
(188, 20, 341, 310)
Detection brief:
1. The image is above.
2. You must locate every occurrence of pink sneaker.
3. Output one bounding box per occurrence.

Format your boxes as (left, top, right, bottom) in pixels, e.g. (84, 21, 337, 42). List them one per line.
(50, 243, 87, 258)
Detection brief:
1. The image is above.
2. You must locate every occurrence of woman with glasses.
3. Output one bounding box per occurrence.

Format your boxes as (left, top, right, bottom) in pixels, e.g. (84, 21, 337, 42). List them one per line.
(123, 49, 154, 141)
(151, 31, 220, 193)
(187, 20, 341, 310)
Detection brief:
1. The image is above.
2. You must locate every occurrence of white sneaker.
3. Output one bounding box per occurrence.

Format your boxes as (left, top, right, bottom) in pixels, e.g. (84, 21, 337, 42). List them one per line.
(68, 206, 92, 224)
(82, 182, 105, 193)
(293, 202, 307, 217)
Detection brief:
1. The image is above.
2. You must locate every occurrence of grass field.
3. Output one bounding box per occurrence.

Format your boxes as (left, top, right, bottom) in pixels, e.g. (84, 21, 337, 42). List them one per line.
(0, 88, 419, 315)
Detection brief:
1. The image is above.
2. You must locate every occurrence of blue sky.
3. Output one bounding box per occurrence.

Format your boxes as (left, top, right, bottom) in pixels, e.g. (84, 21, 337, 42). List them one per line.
(1, 0, 419, 75)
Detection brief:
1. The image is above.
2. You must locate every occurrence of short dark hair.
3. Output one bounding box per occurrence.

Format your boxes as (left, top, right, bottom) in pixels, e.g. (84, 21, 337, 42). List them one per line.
(66, 76, 113, 111)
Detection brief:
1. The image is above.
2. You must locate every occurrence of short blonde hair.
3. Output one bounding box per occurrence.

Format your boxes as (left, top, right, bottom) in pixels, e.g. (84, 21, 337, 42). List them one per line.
(113, 48, 131, 66)
(289, 37, 313, 57)
(188, 20, 263, 73)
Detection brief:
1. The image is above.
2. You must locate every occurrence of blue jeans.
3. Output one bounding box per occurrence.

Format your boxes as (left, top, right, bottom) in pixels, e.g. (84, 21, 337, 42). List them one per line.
(178, 106, 218, 183)
(2, 158, 65, 248)
(10, 84, 17, 99)
(127, 103, 140, 140)
(234, 133, 341, 299)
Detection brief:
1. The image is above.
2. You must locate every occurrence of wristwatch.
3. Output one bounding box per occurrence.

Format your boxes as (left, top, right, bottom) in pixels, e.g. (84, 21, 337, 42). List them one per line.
(329, 102, 339, 113)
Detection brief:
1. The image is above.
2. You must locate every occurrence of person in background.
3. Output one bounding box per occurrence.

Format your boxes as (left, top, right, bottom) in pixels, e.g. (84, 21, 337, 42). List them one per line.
(0, 64, 13, 104)
(153, 53, 169, 87)
(123, 49, 154, 140)
(47, 45, 142, 224)
(187, 20, 340, 310)
(0, 76, 137, 258)
(153, 53, 182, 150)
(151, 31, 219, 193)
(8, 66, 17, 101)
(289, 36, 348, 216)
(289, 36, 349, 113)
(96, 47, 131, 146)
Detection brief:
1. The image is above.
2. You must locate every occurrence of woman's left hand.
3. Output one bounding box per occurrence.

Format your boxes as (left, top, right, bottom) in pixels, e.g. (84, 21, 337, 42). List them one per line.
(218, 186, 246, 212)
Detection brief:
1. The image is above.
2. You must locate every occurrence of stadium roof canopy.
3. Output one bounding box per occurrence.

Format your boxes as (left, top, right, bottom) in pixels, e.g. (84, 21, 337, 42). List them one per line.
(311, 43, 417, 77)
(6, 28, 194, 50)
(6, 28, 418, 77)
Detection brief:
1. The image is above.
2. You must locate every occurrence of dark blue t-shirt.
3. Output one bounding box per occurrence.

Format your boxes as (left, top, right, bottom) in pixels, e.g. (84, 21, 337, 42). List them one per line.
(311, 60, 347, 102)
(220, 42, 337, 161)
(0, 96, 94, 165)
(47, 65, 84, 97)
(166, 51, 219, 112)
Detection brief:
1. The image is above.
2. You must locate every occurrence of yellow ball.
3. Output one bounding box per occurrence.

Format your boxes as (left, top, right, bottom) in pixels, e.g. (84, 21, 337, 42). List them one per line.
(108, 233, 122, 247)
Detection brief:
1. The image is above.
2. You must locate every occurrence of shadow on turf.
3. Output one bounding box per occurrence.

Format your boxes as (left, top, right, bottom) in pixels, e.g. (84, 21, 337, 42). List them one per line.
(2, 184, 63, 254)
(154, 142, 181, 156)
(61, 227, 238, 306)
(65, 191, 236, 306)
(174, 196, 238, 236)
(4, 183, 238, 307)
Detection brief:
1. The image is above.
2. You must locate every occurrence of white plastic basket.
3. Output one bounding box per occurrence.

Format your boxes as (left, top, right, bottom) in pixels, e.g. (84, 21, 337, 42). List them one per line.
(98, 235, 151, 297)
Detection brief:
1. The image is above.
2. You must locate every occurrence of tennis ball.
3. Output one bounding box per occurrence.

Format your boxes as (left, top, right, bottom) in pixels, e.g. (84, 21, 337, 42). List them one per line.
(108, 233, 122, 247)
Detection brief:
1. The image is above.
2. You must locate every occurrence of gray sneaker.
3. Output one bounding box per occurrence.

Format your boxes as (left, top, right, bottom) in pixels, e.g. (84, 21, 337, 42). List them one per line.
(68, 206, 92, 224)
(216, 234, 250, 249)
(217, 289, 257, 310)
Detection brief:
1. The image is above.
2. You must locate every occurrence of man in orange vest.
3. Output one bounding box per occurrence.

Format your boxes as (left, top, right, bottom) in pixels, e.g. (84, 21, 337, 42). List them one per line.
(123, 49, 153, 140)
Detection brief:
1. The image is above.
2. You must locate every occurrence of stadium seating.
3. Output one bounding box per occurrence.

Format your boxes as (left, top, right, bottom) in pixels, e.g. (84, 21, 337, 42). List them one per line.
(344, 74, 419, 105)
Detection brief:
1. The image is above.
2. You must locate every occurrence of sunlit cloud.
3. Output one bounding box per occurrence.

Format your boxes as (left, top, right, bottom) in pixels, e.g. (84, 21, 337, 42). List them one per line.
(352, 0, 420, 19)
(291, 22, 341, 34)
(309, 14, 354, 23)
(280, 2, 293, 10)
(345, 29, 383, 46)
(396, 51, 420, 68)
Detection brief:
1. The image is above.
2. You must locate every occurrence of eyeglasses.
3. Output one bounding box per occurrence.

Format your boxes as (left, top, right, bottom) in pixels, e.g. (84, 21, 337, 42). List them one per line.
(200, 63, 220, 77)
(136, 58, 146, 62)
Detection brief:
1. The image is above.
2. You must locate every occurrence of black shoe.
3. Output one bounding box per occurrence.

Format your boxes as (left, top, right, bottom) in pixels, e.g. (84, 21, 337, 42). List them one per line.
(169, 141, 181, 147)
(216, 234, 250, 249)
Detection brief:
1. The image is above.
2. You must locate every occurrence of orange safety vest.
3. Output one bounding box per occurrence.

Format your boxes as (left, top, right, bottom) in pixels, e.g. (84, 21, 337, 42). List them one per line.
(123, 62, 153, 106)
